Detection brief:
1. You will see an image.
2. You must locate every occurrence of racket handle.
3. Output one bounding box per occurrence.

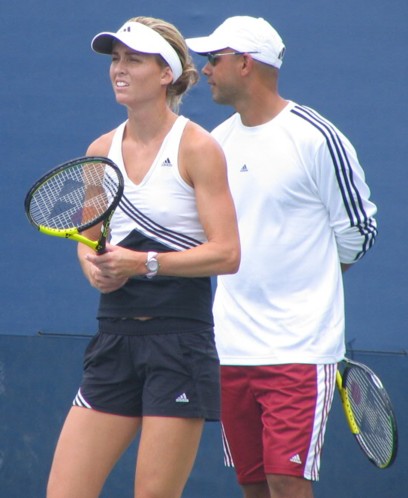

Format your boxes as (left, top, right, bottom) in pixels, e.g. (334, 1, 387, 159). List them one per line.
(95, 238, 107, 254)
(96, 210, 115, 254)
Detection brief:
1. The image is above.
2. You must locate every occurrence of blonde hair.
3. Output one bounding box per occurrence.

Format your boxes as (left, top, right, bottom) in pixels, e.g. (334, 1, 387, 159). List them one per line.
(129, 16, 199, 112)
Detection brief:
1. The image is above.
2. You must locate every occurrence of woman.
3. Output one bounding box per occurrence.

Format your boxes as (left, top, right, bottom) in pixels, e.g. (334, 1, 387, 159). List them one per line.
(46, 16, 240, 498)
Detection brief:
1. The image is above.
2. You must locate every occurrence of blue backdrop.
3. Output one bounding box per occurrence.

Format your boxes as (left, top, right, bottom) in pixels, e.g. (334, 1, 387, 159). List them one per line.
(1, 1, 407, 497)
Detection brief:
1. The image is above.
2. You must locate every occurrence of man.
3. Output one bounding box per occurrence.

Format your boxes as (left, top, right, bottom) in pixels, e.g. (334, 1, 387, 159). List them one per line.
(186, 16, 377, 498)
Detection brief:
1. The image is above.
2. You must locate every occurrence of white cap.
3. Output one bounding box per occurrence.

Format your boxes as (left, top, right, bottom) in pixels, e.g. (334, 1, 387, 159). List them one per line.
(91, 21, 183, 82)
(186, 16, 285, 69)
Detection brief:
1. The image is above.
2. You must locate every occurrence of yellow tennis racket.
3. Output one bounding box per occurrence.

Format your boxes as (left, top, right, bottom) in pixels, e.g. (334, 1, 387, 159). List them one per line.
(336, 357, 398, 469)
(24, 156, 124, 253)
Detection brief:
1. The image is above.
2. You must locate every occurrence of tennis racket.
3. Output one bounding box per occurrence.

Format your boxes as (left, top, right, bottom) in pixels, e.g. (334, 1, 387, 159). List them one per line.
(336, 357, 398, 469)
(24, 156, 124, 253)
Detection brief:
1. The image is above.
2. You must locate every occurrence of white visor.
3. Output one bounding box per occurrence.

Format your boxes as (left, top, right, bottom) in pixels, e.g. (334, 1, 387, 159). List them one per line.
(91, 21, 183, 82)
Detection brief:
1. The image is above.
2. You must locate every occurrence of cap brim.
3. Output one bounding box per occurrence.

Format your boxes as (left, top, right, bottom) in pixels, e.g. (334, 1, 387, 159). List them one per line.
(91, 31, 161, 55)
(185, 35, 228, 54)
(92, 32, 121, 54)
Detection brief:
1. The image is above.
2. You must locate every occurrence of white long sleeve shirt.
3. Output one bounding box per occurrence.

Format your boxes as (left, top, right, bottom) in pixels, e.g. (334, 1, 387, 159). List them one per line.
(212, 102, 377, 365)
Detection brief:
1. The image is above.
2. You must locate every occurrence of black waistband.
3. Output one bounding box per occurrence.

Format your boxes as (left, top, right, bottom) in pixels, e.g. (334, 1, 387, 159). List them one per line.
(98, 317, 213, 336)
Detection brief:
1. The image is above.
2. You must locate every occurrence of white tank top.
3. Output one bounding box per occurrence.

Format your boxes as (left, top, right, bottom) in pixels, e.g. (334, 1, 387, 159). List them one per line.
(108, 115, 207, 251)
(97, 115, 213, 322)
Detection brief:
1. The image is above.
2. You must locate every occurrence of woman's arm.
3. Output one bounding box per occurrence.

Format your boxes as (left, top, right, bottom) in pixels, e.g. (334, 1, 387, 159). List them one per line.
(158, 121, 240, 276)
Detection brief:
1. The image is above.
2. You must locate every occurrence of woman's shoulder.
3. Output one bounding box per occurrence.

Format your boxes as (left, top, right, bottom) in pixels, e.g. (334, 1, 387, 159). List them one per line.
(86, 126, 121, 156)
(181, 119, 222, 155)
(178, 119, 226, 184)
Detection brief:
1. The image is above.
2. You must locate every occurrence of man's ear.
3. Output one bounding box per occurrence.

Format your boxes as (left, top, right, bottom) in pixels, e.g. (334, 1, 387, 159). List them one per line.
(240, 53, 255, 76)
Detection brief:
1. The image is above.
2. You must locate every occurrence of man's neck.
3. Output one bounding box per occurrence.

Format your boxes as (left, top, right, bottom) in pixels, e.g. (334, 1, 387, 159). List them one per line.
(237, 95, 289, 127)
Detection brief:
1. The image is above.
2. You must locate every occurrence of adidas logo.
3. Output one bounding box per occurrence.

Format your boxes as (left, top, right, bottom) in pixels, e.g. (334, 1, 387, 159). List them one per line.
(240, 165, 248, 172)
(161, 157, 173, 167)
(289, 454, 302, 464)
(176, 393, 189, 403)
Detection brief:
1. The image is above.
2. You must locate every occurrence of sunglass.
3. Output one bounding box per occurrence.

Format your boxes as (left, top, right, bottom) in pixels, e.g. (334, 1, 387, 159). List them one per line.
(205, 51, 259, 66)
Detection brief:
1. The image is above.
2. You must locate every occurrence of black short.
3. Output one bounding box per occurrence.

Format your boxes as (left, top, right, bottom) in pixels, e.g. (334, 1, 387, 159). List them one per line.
(73, 318, 220, 420)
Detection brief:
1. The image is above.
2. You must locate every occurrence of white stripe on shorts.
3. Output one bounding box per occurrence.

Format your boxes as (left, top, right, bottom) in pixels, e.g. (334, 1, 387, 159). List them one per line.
(221, 422, 235, 467)
(73, 388, 92, 409)
(304, 363, 336, 480)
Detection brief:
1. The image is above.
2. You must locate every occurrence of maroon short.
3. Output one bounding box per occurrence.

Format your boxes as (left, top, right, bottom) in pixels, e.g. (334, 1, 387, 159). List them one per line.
(221, 363, 336, 484)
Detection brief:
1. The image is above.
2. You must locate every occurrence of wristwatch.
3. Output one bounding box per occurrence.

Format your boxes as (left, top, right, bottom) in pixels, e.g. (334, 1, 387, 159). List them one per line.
(145, 251, 160, 279)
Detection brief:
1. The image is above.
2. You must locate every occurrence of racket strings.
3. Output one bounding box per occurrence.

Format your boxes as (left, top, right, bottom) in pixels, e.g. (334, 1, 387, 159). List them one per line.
(29, 162, 120, 230)
(344, 367, 395, 467)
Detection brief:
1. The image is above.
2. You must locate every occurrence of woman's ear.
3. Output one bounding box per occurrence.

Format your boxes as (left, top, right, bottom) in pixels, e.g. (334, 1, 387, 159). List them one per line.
(161, 66, 174, 85)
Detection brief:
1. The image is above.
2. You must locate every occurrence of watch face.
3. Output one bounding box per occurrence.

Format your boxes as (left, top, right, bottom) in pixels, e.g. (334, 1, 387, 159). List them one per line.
(147, 259, 159, 272)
